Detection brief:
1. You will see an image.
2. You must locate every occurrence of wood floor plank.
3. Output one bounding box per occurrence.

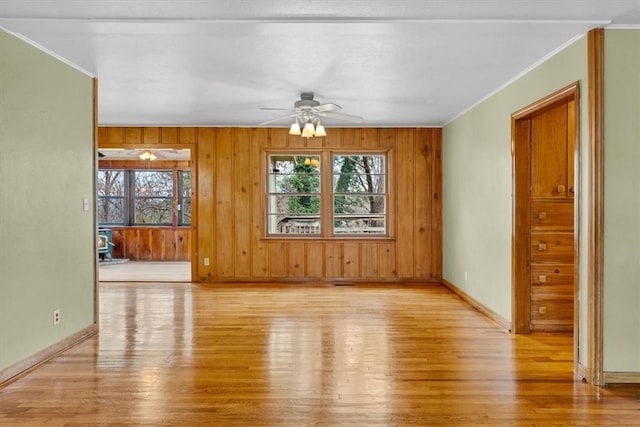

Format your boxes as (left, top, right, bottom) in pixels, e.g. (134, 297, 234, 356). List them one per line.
(1, 282, 638, 426)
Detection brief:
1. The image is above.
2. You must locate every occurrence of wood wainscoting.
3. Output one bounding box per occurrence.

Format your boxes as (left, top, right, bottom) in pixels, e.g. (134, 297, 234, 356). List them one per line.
(109, 227, 191, 261)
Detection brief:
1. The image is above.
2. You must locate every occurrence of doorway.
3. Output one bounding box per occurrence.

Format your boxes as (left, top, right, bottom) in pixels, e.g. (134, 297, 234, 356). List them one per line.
(97, 147, 194, 282)
(512, 83, 580, 339)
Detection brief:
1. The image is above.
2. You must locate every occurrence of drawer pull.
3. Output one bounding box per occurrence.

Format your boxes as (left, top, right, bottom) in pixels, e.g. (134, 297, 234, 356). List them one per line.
(537, 243, 547, 251)
(537, 211, 547, 220)
(556, 184, 566, 193)
(538, 275, 547, 283)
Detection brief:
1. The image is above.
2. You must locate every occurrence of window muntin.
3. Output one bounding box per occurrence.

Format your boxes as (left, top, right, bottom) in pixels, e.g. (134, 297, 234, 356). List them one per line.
(97, 170, 126, 225)
(332, 155, 387, 235)
(267, 155, 321, 235)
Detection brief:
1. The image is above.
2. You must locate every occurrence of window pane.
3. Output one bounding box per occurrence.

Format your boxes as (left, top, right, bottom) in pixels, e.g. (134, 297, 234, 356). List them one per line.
(180, 171, 192, 197)
(268, 214, 321, 234)
(97, 170, 124, 196)
(334, 195, 385, 215)
(267, 154, 321, 235)
(135, 171, 173, 197)
(333, 155, 385, 192)
(332, 154, 387, 236)
(334, 216, 386, 234)
(180, 197, 191, 225)
(98, 197, 125, 224)
(134, 198, 172, 224)
(269, 155, 320, 193)
(267, 194, 321, 234)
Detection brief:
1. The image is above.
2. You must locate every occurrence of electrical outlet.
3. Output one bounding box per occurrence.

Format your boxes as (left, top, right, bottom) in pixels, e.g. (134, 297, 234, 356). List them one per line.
(464, 271, 468, 281)
(203, 257, 210, 266)
(53, 309, 61, 325)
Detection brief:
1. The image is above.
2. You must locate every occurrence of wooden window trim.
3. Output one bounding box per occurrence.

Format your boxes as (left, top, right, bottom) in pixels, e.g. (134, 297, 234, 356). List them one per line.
(262, 148, 394, 240)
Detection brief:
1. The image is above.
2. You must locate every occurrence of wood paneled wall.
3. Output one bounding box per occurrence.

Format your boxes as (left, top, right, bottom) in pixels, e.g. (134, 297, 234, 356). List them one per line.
(99, 127, 442, 282)
(109, 227, 191, 261)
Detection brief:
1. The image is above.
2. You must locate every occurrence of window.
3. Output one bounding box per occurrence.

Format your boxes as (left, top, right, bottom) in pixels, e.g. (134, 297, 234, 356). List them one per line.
(266, 152, 388, 237)
(97, 169, 191, 226)
(333, 155, 386, 235)
(133, 171, 173, 224)
(267, 155, 321, 235)
(97, 170, 126, 225)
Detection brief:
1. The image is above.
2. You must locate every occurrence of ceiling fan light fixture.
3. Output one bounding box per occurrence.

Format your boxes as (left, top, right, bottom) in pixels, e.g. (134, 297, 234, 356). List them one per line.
(314, 121, 326, 137)
(289, 121, 301, 135)
(139, 150, 157, 161)
(301, 122, 316, 138)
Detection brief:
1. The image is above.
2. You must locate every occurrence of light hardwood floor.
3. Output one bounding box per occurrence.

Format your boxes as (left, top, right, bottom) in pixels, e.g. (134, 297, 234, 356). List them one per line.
(1, 282, 639, 425)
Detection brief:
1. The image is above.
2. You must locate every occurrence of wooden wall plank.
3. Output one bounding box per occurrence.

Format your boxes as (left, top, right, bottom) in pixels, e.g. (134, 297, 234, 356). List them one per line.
(395, 128, 416, 278)
(124, 128, 142, 145)
(251, 129, 269, 278)
(165, 230, 177, 261)
(270, 128, 288, 148)
(269, 242, 287, 277)
(288, 242, 306, 278)
(196, 128, 215, 280)
(379, 242, 397, 278)
(107, 127, 124, 145)
(343, 243, 360, 278)
(215, 128, 234, 277)
(179, 127, 197, 145)
(361, 243, 379, 279)
(414, 128, 433, 277)
(325, 242, 343, 278)
(233, 129, 252, 277)
(306, 242, 325, 277)
(161, 127, 178, 145)
(431, 128, 443, 278)
(143, 128, 160, 144)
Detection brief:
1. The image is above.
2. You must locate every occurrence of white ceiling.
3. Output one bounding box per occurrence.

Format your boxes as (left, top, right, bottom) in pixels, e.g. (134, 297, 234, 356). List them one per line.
(1, 1, 639, 127)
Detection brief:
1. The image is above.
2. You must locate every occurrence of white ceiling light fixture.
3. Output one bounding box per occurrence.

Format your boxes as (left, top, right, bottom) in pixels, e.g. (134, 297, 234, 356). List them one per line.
(289, 120, 301, 136)
(139, 150, 157, 161)
(261, 92, 363, 138)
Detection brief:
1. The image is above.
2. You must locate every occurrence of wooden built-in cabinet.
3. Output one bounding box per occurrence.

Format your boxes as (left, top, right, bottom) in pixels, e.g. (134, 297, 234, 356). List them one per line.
(528, 99, 576, 332)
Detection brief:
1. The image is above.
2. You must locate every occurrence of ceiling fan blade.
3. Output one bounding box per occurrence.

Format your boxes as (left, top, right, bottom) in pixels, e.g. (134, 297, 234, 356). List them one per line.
(317, 111, 363, 123)
(260, 107, 292, 111)
(314, 102, 342, 113)
(259, 113, 299, 126)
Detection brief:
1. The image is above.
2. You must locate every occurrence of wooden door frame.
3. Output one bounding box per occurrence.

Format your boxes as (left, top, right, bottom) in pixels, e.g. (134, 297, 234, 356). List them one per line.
(511, 82, 580, 357)
(97, 138, 197, 283)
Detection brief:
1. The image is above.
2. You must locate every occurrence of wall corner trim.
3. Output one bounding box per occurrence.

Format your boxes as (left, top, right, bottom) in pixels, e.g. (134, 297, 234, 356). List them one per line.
(441, 279, 511, 331)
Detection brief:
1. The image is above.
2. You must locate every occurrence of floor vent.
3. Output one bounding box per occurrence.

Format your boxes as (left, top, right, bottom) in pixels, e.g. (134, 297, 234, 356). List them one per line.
(333, 281, 354, 287)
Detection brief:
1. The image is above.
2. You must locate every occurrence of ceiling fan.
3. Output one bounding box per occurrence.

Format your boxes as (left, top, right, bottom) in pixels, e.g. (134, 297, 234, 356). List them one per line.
(259, 92, 363, 126)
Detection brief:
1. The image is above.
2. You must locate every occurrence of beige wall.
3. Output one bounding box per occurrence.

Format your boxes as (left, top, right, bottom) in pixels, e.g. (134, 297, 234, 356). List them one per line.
(603, 29, 640, 372)
(442, 36, 588, 329)
(0, 29, 96, 371)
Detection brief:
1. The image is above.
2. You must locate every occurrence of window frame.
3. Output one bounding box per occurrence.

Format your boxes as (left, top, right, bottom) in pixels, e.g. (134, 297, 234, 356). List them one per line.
(97, 168, 192, 227)
(264, 149, 392, 239)
(97, 169, 127, 226)
(131, 170, 175, 226)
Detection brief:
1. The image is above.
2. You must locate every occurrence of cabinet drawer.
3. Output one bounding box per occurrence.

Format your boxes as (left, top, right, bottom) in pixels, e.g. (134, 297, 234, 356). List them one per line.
(530, 233, 574, 263)
(531, 201, 574, 232)
(531, 294, 573, 332)
(530, 264, 573, 285)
